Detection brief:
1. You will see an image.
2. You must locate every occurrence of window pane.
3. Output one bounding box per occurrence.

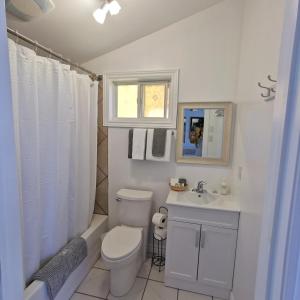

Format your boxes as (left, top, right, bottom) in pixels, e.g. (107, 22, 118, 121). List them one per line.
(143, 84, 167, 118)
(117, 85, 138, 118)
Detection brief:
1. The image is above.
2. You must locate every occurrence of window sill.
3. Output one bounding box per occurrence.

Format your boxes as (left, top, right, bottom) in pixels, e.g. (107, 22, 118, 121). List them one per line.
(104, 119, 176, 128)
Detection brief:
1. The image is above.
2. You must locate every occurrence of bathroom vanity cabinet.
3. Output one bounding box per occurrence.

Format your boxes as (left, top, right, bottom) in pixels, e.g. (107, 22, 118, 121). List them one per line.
(165, 192, 240, 300)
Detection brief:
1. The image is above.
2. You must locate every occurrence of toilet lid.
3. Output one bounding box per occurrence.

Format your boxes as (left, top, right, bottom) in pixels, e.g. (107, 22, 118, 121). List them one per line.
(117, 189, 153, 201)
(102, 226, 142, 260)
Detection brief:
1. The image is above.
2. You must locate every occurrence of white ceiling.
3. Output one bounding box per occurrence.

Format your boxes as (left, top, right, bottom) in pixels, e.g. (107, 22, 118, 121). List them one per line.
(6, 0, 222, 63)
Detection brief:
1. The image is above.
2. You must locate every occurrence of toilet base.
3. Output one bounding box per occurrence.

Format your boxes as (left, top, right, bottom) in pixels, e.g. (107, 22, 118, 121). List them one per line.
(110, 254, 142, 296)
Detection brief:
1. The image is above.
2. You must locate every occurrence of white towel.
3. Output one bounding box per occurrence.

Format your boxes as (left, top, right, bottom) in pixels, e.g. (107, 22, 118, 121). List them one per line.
(132, 129, 147, 160)
(146, 129, 172, 162)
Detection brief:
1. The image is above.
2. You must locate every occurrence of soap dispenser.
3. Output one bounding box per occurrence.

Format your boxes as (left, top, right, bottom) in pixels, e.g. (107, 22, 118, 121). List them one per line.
(220, 178, 230, 195)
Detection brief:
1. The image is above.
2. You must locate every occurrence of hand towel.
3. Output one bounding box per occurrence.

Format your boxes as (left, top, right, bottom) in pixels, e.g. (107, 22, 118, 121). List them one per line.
(152, 128, 167, 157)
(146, 129, 172, 162)
(132, 129, 147, 160)
(128, 129, 133, 158)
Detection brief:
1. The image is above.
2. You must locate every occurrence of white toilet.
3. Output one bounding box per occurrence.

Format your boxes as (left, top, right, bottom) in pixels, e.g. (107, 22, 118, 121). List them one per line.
(101, 188, 153, 296)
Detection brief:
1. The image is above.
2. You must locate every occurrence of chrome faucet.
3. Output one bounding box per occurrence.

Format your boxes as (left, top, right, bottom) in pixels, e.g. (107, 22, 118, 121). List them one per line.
(192, 181, 206, 194)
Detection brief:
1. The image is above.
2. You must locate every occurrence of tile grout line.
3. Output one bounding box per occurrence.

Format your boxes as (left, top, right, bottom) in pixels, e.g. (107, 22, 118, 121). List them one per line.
(75, 291, 105, 299)
(141, 259, 153, 300)
(90, 259, 172, 300)
(89, 260, 109, 299)
(147, 263, 183, 300)
(93, 260, 151, 300)
(146, 277, 165, 283)
(85, 260, 215, 300)
(93, 266, 109, 271)
(105, 282, 110, 300)
(76, 262, 110, 300)
(92, 259, 154, 300)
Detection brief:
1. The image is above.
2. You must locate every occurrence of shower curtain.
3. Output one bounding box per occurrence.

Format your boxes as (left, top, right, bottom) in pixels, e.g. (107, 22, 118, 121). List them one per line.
(8, 39, 98, 283)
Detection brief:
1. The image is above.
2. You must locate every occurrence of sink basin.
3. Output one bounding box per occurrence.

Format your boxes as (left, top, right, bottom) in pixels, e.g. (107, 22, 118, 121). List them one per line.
(166, 189, 240, 211)
(176, 190, 218, 205)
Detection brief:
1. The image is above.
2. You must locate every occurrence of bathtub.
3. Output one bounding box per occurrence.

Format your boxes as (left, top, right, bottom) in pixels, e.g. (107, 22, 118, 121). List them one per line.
(24, 214, 108, 300)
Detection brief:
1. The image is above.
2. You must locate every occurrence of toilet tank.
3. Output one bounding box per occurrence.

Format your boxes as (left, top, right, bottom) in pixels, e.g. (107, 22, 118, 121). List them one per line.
(116, 189, 153, 227)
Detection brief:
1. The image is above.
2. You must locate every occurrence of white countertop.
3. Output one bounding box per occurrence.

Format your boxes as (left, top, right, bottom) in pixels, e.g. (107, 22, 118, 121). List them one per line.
(166, 189, 240, 213)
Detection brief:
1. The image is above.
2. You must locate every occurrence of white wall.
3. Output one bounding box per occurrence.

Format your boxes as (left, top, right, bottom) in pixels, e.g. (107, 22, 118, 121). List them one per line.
(84, 0, 286, 298)
(231, 0, 285, 299)
(84, 0, 243, 227)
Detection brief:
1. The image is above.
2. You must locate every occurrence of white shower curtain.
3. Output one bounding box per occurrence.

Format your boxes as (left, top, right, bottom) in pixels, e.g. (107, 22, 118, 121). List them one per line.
(8, 39, 98, 283)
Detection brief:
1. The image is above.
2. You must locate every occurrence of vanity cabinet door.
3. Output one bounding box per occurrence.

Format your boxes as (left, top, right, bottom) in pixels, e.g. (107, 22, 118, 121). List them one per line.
(165, 221, 201, 282)
(197, 225, 237, 289)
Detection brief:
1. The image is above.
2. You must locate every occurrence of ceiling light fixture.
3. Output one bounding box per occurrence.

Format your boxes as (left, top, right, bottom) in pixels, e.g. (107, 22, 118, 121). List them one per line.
(93, 0, 121, 24)
(107, 0, 121, 15)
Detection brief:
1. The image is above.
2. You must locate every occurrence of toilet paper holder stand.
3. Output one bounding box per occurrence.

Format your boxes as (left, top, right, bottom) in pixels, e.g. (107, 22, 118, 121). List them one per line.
(152, 206, 168, 272)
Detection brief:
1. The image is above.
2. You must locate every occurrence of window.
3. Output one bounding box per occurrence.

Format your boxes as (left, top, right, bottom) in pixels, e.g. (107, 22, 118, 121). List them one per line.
(104, 70, 179, 128)
(116, 82, 169, 119)
(142, 83, 169, 118)
(117, 84, 138, 118)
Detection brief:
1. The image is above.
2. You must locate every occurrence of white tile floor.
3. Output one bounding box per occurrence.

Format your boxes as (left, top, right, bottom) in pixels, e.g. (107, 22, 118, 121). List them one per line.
(71, 258, 224, 300)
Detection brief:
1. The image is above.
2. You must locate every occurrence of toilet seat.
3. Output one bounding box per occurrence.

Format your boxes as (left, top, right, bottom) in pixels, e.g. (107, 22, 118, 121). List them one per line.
(102, 226, 142, 261)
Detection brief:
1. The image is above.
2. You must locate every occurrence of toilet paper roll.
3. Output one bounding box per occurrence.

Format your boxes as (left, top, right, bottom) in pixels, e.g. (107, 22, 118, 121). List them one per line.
(152, 213, 167, 228)
(154, 226, 167, 240)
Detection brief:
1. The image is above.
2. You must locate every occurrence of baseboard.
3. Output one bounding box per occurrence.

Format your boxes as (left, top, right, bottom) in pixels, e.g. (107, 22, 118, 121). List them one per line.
(165, 276, 230, 299)
(230, 291, 235, 300)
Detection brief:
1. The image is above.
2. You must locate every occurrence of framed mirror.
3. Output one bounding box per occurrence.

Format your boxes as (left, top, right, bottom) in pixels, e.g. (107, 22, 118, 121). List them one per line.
(176, 102, 234, 165)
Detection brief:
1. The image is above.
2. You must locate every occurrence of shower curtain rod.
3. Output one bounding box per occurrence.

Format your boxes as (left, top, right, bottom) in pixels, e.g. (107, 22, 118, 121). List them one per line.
(7, 27, 102, 81)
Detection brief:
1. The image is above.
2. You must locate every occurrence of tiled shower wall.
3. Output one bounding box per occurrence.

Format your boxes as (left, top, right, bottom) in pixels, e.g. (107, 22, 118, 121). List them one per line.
(94, 80, 108, 215)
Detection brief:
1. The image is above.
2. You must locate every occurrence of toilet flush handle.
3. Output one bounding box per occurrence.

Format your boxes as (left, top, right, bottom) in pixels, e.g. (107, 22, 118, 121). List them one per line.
(115, 197, 122, 202)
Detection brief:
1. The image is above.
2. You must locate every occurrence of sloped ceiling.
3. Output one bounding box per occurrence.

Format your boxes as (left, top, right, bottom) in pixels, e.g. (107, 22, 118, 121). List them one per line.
(6, 0, 222, 63)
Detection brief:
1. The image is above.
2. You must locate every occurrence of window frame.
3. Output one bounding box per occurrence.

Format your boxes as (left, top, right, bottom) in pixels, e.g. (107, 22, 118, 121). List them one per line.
(103, 70, 179, 128)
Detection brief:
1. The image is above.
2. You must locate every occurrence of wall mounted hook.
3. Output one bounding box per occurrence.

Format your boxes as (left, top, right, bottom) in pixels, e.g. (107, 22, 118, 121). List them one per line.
(258, 82, 271, 97)
(267, 75, 277, 83)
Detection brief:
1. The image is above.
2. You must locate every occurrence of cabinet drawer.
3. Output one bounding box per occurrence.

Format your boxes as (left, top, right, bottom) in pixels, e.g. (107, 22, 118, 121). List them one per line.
(168, 205, 239, 229)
